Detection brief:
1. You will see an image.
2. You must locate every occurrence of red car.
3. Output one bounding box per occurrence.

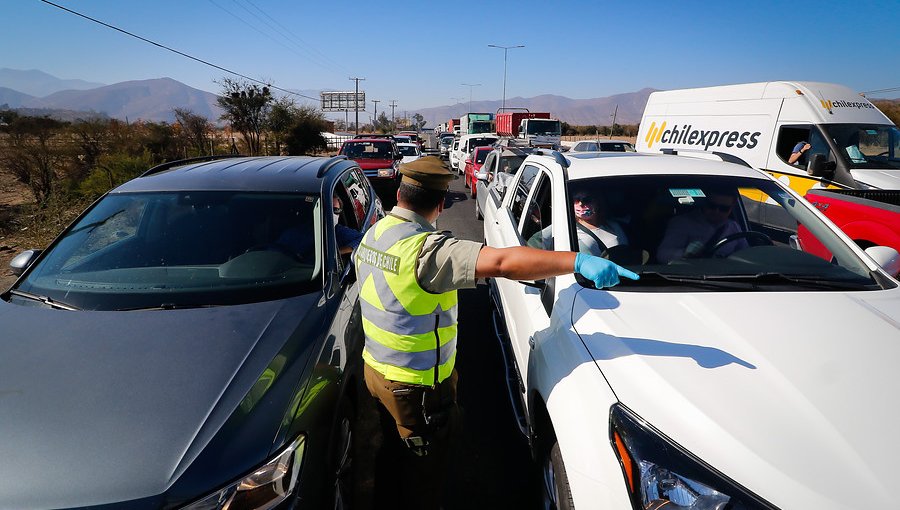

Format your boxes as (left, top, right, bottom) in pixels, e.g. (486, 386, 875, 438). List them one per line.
(799, 188, 900, 260)
(464, 146, 493, 198)
(339, 138, 402, 203)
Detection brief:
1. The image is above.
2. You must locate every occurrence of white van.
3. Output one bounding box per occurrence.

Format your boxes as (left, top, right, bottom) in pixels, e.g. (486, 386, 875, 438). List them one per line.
(636, 82, 900, 193)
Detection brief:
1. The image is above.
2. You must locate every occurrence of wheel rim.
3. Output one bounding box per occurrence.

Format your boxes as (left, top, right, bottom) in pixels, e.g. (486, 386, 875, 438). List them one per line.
(333, 415, 352, 510)
(542, 454, 559, 509)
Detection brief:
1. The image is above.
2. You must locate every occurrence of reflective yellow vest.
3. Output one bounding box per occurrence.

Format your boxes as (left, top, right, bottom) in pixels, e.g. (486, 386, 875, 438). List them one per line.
(355, 214, 458, 386)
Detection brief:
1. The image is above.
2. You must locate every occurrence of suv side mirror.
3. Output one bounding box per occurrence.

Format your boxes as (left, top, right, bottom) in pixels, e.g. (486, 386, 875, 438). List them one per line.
(394, 153, 403, 160)
(10, 249, 42, 276)
(865, 246, 900, 277)
(807, 153, 836, 179)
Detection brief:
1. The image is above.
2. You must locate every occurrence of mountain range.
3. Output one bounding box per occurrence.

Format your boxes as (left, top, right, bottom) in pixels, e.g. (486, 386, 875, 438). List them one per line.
(0, 68, 654, 126)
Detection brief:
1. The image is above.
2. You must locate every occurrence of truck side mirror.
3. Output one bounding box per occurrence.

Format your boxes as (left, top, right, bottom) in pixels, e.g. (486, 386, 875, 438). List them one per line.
(807, 153, 835, 180)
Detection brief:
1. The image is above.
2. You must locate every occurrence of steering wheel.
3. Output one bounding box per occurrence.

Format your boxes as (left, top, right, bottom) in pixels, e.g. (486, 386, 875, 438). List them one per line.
(875, 151, 889, 157)
(243, 243, 304, 262)
(704, 231, 773, 257)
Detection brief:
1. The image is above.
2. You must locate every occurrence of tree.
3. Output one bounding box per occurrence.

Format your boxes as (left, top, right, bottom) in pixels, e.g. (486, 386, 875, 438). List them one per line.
(413, 113, 426, 131)
(173, 108, 212, 156)
(267, 97, 299, 156)
(0, 115, 70, 204)
(284, 105, 329, 155)
(373, 112, 392, 134)
(216, 78, 272, 156)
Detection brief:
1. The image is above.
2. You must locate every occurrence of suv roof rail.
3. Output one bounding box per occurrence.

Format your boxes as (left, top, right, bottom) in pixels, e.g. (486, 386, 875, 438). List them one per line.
(658, 148, 752, 168)
(317, 155, 349, 177)
(535, 149, 569, 169)
(140, 155, 243, 177)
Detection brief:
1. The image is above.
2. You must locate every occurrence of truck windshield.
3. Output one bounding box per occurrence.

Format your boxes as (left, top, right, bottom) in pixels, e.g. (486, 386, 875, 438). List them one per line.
(470, 121, 494, 134)
(526, 120, 561, 136)
(822, 124, 900, 170)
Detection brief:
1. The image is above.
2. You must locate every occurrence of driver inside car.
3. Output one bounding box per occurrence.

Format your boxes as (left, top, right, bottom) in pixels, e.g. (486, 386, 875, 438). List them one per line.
(656, 189, 748, 263)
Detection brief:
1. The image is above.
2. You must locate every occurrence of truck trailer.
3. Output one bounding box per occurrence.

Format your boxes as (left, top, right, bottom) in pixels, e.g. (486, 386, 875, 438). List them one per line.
(495, 111, 561, 148)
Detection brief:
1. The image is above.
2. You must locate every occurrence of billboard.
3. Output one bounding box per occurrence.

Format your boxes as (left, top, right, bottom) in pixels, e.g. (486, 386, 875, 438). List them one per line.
(321, 91, 366, 112)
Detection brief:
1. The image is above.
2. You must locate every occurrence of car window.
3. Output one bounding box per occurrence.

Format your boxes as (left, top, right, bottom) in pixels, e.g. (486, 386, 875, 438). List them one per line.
(522, 173, 553, 249)
(341, 169, 369, 228)
(482, 153, 496, 175)
(16, 191, 324, 310)
(510, 164, 540, 228)
(564, 174, 883, 291)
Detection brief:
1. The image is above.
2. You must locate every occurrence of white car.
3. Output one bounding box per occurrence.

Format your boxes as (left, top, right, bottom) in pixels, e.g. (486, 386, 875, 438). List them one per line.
(570, 139, 636, 152)
(474, 145, 534, 221)
(397, 142, 422, 164)
(449, 140, 461, 171)
(483, 150, 900, 509)
(450, 134, 498, 174)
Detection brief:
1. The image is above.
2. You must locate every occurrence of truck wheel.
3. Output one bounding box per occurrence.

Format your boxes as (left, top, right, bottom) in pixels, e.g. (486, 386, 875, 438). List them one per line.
(541, 439, 575, 510)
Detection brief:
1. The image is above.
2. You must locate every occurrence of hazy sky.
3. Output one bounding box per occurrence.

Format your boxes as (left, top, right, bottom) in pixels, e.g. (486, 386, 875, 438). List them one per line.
(4, 0, 899, 112)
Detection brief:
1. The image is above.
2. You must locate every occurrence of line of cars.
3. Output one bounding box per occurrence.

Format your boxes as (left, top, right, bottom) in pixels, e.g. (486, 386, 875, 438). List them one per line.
(335, 132, 424, 205)
(480, 147, 900, 509)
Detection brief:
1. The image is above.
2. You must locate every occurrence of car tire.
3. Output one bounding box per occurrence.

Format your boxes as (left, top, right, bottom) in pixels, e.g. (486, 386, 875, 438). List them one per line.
(330, 398, 356, 510)
(541, 439, 575, 510)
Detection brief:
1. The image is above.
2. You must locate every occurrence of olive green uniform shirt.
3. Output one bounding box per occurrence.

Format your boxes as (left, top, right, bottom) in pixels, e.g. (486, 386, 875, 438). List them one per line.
(389, 207, 483, 294)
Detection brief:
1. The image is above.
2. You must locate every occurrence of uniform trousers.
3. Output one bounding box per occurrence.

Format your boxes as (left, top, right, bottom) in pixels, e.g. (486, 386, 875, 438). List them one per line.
(364, 362, 460, 510)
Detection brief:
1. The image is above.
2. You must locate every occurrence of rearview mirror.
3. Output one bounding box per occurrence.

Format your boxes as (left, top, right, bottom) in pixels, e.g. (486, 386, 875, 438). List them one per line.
(807, 153, 836, 179)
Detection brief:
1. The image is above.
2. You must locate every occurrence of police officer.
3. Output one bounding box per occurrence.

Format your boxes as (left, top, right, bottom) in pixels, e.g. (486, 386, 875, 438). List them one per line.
(354, 156, 637, 509)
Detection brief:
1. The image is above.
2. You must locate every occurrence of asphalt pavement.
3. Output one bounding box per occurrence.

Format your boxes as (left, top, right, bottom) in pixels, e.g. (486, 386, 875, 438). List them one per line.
(355, 162, 540, 509)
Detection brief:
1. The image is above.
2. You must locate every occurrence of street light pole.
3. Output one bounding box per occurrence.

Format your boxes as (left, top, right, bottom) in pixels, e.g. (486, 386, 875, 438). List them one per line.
(488, 44, 524, 111)
(371, 99, 380, 131)
(461, 83, 481, 113)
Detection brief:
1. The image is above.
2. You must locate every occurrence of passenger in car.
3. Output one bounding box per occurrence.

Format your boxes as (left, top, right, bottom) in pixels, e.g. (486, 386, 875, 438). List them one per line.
(572, 192, 628, 254)
(656, 189, 747, 263)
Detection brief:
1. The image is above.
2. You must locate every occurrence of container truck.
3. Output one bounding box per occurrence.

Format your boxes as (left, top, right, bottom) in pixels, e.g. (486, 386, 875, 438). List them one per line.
(448, 118, 461, 135)
(459, 113, 494, 135)
(495, 111, 561, 148)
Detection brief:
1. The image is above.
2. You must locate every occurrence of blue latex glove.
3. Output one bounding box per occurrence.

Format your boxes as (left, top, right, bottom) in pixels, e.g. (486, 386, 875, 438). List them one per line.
(574, 253, 640, 288)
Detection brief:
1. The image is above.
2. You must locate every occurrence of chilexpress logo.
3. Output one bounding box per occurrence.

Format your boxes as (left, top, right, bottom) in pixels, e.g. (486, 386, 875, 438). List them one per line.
(820, 99, 875, 111)
(644, 121, 761, 150)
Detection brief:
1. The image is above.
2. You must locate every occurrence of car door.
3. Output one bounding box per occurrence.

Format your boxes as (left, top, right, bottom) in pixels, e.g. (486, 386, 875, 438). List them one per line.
(491, 163, 553, 385)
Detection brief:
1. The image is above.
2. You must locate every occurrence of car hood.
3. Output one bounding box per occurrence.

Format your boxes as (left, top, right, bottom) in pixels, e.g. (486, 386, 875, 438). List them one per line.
(354, 159, 395, 170)
(572, 288, 900, 508)
(850, 168, 900, 189)
(0, 294, 321, 508)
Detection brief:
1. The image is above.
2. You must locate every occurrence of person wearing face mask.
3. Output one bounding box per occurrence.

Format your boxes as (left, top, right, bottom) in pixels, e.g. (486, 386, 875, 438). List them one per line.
(656, 189, 747, 263)
(355, 156, 638, 509)
(572, 192, 628, 255)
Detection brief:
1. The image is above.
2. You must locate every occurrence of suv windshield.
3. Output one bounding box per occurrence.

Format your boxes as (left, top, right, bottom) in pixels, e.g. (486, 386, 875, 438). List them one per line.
(559, 174, 884, 291)
(14, 191, 323, 310)
(342, 141, 393, 159)
(822, 123, 900, 170)
(399, 145, 419, 156)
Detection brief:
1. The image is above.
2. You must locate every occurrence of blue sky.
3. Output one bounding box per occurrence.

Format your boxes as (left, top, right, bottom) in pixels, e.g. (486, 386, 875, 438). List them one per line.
(4, 0, 899, 112)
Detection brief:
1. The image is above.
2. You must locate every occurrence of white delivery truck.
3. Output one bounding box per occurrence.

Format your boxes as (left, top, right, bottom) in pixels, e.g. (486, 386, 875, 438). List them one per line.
(636, 82, 900, 193)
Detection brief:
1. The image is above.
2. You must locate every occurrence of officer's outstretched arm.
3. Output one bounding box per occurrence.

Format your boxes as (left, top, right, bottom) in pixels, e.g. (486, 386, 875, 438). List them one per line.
(475, 247, 638, 288)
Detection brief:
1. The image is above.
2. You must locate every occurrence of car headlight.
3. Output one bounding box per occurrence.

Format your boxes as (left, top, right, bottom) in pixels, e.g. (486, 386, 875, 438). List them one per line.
(609, 405, 775, 510)
(182, 434, 306, 510)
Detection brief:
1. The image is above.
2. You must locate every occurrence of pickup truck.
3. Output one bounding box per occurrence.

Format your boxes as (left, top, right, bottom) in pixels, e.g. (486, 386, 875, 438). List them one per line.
(799, 188, 900, 258)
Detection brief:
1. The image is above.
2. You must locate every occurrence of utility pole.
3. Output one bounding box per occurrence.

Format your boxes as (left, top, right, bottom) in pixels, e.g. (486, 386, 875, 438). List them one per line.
(488, 44, 524, 111)
(461, 83, 481, 113)
(349, 77, 365, 135)
(609, 104, 618, 139)
(389, 100, 398, 132)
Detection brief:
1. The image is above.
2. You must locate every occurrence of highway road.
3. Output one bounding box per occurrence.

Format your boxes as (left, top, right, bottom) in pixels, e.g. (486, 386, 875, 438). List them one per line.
(354, 166, 541, 509)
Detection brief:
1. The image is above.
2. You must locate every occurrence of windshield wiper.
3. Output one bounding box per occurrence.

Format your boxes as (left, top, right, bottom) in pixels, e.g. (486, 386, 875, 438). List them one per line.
(116, 303, 221, 311)
(8, 289, 81, 310)
(705, 272, 878, 290)
(624, 272, 753, 290)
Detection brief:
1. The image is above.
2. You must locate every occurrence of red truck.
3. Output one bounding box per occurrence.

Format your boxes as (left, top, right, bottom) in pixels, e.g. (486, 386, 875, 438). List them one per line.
(798, 188, 900, 260)
(448, 118, 461, 135)
(495, 111, 560, 148)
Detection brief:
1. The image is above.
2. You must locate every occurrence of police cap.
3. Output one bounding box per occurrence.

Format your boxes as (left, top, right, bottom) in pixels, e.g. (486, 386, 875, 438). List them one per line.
(399, 156, 453, 191)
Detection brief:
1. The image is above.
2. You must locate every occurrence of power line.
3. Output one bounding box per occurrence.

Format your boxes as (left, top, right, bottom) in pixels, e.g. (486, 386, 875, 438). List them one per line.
(862, 86, 900, 95)
(38, 0, 322, 103)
